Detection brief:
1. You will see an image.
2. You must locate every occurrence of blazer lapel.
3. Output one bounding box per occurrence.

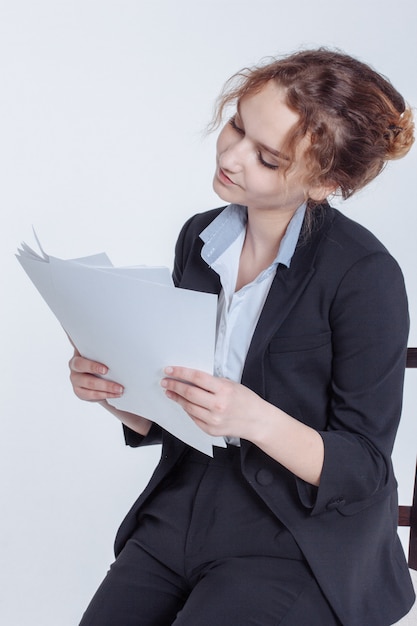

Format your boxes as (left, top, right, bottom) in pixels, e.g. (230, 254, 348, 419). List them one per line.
(241, 205, 334, 397)
(178, 248, 222, 295)
(241, 266, 314, 396)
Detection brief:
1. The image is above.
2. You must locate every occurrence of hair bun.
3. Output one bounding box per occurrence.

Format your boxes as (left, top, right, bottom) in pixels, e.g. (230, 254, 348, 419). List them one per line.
(385, 106, 415, 160)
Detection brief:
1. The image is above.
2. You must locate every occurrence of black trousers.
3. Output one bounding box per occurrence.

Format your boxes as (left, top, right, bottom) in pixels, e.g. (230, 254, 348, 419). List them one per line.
(79, 446, 341, 625)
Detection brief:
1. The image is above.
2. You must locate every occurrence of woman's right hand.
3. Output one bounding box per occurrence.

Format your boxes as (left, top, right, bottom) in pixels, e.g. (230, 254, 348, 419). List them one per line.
(68, 347, 152, 436)
(69, 348, 124, 402)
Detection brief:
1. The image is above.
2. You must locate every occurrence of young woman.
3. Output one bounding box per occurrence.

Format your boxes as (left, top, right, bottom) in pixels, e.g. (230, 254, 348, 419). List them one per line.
(70, 48, 415, 625)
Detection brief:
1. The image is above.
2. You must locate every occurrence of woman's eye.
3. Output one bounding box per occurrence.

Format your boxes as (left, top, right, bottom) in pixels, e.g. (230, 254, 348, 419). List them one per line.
(258, 152, 279, 170)
(229, 117, 244, 134)
(229, 117, 278, 171)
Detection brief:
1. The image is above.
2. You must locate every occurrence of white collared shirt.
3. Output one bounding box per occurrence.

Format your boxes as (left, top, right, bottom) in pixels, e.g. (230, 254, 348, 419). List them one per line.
(199, 203, 306, 445)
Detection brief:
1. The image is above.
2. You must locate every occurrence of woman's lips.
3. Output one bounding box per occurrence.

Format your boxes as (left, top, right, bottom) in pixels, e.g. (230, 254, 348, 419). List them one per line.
(218, 168, 236, 185)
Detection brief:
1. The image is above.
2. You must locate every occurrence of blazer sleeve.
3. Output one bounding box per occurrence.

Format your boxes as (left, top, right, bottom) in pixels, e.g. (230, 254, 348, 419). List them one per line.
(300, 250, 409, 516)
(172, 215, 195, 287)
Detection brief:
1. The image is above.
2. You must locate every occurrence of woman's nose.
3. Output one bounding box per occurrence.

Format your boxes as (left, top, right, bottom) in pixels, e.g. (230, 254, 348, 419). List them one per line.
(220, 139, 247, 172)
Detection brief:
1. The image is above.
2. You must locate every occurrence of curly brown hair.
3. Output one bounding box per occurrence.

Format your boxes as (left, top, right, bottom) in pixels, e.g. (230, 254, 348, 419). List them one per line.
(212, 49, 414, 200)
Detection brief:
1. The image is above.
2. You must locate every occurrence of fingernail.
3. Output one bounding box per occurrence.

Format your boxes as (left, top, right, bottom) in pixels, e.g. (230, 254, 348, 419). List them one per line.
(98, 366, 107, 375)
(161, 379, 167, 388)
(164, 366, 174, 375)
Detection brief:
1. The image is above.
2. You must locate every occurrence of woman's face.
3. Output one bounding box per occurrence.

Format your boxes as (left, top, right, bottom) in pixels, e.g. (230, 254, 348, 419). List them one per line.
(213, 81, 312, 215)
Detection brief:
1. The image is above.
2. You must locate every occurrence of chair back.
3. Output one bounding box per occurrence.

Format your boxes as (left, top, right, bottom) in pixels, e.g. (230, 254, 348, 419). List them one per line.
(398, 347, 417, 569)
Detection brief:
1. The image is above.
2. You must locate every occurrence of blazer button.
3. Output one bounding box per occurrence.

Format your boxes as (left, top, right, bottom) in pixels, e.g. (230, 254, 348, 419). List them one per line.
(256, 469, 273, 486)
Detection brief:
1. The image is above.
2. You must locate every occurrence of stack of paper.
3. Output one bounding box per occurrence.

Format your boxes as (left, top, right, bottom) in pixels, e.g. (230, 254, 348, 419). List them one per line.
(16, 232, 225, 455)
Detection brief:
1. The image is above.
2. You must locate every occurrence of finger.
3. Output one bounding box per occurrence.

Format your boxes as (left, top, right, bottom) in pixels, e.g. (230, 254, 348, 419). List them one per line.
(73, 372, 124, 394)
(73, 372, 122, 394)
(74, 387, 123, 402)
(164, 388, 211, 423)
(165, 389, 226, 437)
(163, 366, 218, 393)
(71, 373, 124, 401)
(69, 354, 108, 376)
(74, 387, 123, 401)
(162, 377, 211, 408)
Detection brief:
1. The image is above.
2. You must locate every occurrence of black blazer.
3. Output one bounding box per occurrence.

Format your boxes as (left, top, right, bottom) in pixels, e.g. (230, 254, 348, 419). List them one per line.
(115, 204, 415, 625)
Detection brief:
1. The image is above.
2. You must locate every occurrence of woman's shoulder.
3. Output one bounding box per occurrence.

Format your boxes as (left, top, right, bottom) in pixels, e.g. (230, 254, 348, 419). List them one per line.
(304, 205, 408, 301)
(313, 204, 392, 260)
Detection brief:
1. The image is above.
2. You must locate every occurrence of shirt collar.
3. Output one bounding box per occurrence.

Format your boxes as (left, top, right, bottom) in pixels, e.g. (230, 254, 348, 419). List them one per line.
(200, 203, 306, 269)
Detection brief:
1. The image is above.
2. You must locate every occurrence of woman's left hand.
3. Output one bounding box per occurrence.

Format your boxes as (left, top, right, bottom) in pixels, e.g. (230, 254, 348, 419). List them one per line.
(162, 366, 324, 486)
(161, 366, 265, 441)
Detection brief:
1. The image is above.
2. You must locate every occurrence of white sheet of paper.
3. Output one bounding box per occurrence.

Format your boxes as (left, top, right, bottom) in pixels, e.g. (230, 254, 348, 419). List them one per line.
(16, 237, 226, 455)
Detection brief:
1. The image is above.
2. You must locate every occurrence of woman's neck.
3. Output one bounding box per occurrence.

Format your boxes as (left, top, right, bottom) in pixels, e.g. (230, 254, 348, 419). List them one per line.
(235, 207, 296, 291)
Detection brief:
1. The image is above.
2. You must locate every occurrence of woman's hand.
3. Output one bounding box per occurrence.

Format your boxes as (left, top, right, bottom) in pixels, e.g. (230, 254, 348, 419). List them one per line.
(69, 347, 152, 437)
(161, 366, 265, 442)
(161, 365, 324, 486)
(69, 348, 124, 402)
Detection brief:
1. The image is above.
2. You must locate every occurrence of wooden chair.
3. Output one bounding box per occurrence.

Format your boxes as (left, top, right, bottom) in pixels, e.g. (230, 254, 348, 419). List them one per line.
(398, 347, 417, 570)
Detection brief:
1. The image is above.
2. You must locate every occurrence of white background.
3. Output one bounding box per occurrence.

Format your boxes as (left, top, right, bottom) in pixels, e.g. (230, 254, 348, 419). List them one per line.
(1, 1, 416, 624)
